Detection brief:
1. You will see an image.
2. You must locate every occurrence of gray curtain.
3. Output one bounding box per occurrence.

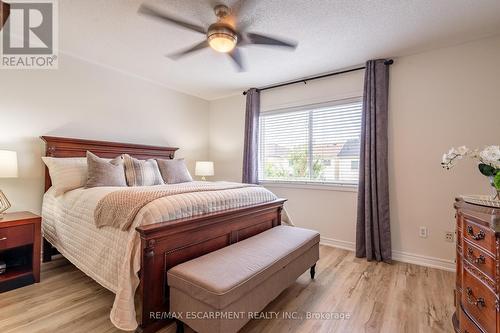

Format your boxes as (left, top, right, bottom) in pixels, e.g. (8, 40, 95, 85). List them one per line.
(242, 88, 260, 184)
(356, 59, 392, 263)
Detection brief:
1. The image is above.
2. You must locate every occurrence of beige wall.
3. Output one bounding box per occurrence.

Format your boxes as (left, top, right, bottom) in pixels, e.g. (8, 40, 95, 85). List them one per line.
(0, 54, 209, 215)
(209, 70, 364, 251)
(209, 35, 500, 269)
(389, 35, 500, 264)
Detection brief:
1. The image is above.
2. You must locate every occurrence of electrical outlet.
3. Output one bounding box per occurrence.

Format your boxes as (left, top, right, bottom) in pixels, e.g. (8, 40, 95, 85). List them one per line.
(419, 226, 428, 238)
(445, 231, 455, 243)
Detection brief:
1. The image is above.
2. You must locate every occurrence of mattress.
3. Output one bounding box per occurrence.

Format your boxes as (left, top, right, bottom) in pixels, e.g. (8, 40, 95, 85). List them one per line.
(41, 181, 277, 330)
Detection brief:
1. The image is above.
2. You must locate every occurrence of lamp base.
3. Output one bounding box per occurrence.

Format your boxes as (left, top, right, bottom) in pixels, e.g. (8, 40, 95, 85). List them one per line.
(201, 176, 206, 181)
(0, 189, 12, 217)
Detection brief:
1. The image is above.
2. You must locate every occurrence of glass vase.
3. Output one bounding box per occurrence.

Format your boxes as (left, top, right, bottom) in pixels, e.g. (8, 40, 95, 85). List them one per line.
(489, 176, 500, 200)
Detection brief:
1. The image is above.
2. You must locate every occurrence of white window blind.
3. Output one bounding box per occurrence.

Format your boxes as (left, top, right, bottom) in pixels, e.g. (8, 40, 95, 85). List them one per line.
(258, 99, 362, 186)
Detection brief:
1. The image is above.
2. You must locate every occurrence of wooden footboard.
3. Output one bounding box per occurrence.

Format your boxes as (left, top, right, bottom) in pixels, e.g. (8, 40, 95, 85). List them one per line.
(135, 198, 286, 333)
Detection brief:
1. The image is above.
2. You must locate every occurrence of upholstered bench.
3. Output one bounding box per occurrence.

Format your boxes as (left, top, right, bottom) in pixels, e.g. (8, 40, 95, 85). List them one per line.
(167, 225, 320, 333)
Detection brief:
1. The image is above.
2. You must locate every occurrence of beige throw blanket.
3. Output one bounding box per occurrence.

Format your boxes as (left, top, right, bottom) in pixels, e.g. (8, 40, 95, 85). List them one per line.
(95, 182, 257, 230)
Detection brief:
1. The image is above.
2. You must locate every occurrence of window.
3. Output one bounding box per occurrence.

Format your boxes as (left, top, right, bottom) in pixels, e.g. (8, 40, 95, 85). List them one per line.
(258, 98, 362, 186)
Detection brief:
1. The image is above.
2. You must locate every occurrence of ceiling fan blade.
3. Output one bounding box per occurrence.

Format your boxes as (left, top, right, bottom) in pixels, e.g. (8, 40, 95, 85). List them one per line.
(228, 48, 245, 72)
(139, 4, 206, 34)
(245, 32, 297, 49)
(167, 40, 209, 60)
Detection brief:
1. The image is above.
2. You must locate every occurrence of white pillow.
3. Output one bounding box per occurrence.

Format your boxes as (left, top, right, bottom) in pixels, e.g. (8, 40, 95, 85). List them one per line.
(41, 157, 88, 196)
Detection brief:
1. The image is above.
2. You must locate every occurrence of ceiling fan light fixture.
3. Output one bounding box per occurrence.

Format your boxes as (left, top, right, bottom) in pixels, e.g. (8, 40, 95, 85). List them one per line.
(207, 24, 237, 53)
(208, 33, 236, 53)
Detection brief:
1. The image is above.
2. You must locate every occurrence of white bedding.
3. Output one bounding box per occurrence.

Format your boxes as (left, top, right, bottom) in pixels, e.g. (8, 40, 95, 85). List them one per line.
(42, 181, 278, 330)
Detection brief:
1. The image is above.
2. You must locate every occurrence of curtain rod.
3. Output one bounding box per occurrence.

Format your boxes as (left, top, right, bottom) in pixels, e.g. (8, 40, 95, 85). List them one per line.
(242, 59, 393, 95)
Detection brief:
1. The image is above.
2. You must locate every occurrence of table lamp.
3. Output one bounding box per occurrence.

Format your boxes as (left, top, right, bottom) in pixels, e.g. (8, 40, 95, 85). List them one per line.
(195, 161, 214, 181)
(0, 150, 18, 217)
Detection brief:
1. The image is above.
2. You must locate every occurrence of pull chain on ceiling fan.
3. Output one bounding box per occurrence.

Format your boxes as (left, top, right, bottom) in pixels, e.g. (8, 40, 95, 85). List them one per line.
(138, 1, 298, 71)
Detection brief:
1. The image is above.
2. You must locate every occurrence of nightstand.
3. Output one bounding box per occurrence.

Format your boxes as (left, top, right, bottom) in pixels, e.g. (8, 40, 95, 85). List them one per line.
(0, 212, 41, 292)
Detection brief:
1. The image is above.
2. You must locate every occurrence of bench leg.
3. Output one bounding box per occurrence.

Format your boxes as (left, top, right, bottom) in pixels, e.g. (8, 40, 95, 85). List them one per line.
(310, 264, 316, 279)
(175, 319, 184, 333)
(42, 238, 52, 263)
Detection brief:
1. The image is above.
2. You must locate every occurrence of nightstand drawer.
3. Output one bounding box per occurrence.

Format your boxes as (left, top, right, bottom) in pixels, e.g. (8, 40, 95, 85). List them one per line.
(0, 224, 34, 250)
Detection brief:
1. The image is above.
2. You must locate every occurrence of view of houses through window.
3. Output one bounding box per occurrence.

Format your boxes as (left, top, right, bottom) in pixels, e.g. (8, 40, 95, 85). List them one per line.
(258, 99, 362, 185)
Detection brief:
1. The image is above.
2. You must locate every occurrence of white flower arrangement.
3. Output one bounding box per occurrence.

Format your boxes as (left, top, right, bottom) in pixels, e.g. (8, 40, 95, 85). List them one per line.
(441, 145, 500, 199)
(479, 146, 500, 169)
(441, 146, 470, 169)
(442, 145, 500, 169)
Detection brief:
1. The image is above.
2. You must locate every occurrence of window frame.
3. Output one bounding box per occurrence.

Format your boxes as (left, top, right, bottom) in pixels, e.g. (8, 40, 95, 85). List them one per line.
(258, 97, 362, 190)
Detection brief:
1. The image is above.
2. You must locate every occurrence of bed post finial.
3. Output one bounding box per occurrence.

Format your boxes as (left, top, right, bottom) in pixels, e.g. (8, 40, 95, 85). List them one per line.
(47, 146, 56, 156)
(145, 239, 156, 258)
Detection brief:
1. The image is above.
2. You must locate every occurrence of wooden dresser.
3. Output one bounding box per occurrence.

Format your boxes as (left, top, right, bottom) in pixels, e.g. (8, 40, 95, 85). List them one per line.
(454, 198, 500, 333)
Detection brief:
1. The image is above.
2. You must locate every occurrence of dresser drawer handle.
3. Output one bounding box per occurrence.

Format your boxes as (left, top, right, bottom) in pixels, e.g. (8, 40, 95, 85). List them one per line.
(467, 226, 485, 240)
(0, 237, 6, 241)
(466, 287, 485, 308)
(467, 248, 486, 264)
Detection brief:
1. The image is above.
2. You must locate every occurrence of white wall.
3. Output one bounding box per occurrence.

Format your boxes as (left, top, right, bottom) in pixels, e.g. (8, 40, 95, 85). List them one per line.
(209, 35, 500, 269)
(0, 53, 209, 214)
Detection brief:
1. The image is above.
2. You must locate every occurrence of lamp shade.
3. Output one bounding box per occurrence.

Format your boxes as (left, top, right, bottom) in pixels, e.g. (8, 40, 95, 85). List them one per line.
(195, 161, 214, 177)
(0, 150, 18, 178)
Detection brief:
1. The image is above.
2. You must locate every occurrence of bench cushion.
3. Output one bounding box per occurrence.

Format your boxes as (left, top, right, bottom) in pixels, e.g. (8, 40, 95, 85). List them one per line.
(167, 225, 320, 309)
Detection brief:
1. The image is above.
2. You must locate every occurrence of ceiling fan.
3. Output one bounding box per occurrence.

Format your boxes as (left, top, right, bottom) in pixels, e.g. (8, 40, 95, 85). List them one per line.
(138, 1, 298, 71)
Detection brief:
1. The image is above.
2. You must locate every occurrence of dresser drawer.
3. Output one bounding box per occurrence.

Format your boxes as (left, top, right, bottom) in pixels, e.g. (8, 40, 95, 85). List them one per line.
(463, 218, 496, 255)
(460, 306, 483, 333)
(0, 224, 34, 250)
(462, 267, 496, 333)
(463, 240, 495, 280)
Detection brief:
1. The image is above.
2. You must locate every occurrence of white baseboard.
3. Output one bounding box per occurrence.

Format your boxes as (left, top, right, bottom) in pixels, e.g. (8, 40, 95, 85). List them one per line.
(320, 236, 455, 272)
(320, 237, 355, 251)
(391, 250, 455, 272)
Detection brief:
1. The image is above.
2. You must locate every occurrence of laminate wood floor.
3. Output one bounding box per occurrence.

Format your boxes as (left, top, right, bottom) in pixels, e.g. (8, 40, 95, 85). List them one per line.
(0, 245, 455, 333)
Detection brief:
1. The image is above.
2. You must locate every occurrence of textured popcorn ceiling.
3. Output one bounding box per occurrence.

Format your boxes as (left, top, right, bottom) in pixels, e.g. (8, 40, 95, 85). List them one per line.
(60, 0, 500, 100)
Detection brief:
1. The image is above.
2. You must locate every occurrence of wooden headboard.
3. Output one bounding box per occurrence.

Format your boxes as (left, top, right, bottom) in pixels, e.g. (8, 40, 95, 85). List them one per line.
(41, 136, 178, 191)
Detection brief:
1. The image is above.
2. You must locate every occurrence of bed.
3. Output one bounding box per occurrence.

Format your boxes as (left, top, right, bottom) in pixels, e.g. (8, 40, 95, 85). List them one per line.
(40, 136, 286, 333)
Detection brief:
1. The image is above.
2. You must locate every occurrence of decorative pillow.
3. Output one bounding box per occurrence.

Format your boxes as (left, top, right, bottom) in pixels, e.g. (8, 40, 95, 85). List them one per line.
(41, 157, 88, 196)
(86, 151, 127, 188)
(156, 158, 193, 184)
(123, 154, 164, 186)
